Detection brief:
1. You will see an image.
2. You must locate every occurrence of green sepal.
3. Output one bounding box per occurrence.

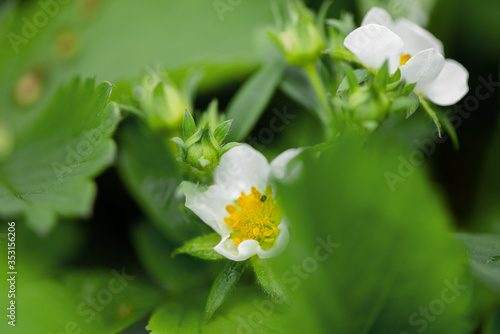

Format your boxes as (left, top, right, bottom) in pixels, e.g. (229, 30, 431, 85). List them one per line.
(171, 137, 187, 155)
(420, 98, 443, 138)
(389, 68, 401, 83)
(183, 110, 197, 140)
(185, 128, 202, 147)
(201, 127, 220, 162)
(172, 233, 225, 261)
(220, 142, 240, 156)
(251, 257, 288, 303)
(402, 82, 417, 97)
(331, 48, 362, 64)
(389, 92, 420, 118)
(205, 261, 246, 321)
(435, 107, 459, 150)
(337, 68, 371, 95)
(213, 120, 233, 144)
(375, 61, 389, 90)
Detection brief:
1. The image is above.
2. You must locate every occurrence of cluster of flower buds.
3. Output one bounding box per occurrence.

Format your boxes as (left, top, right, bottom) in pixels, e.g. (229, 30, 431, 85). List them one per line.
(172, 102, 237, 182)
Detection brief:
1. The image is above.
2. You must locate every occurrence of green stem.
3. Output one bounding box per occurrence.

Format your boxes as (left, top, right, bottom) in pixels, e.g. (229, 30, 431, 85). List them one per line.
(304, 62, 333, 140)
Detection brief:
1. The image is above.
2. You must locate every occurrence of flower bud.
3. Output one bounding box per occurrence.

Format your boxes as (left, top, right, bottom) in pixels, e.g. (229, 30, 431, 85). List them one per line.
(270, 3, 325, 67)
(173, 107, 238, 182)
(136, 69, 193, 131)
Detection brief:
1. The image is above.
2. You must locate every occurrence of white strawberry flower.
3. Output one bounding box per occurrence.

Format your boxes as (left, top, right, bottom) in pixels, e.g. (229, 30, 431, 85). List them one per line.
(344, 7, 469, 106)
(183, 144, 302, 261)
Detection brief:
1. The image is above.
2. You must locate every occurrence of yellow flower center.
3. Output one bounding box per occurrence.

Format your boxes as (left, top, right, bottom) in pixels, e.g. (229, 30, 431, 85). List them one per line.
(400, 54, 412, 66)
(224, 186, 281, 250)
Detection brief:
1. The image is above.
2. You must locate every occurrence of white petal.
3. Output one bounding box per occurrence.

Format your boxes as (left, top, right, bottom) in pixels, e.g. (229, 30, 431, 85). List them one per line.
(256, 221, 289, 259)
(344, 24, 404, 73)
(184, 182, 233, 235)
(213, 220, 290, 261)
(400, 48, 445, 88)
(214, 234, 259, 261)
(270, 148, 303, 180)
(213, 144, 271, 200)
(392, 19, 444, 56)
(361, 7, 392, 27)
(422, 59, 469, 106)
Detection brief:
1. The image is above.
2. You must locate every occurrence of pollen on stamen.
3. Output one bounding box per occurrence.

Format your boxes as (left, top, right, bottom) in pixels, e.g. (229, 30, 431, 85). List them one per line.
(400, 54, 411, 66)
(226, 185, 281, 250)
(251, 186, 262, 200)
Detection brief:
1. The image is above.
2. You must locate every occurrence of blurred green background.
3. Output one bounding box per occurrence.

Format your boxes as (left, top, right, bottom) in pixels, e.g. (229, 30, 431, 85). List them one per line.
(0, 0, 499, 333)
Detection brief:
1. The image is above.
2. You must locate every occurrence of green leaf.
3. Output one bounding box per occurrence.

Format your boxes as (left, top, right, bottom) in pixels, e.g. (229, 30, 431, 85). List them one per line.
(213, 120, 232, 144)
(280, 66, 318, 110)
(205, 261, 246, 320)
(275, 137, 473, 333)
(226, 61, 285, 141)
(117, 119, 209, 243)
(109, 81, 145, 120)
(0, 0, 280, 121)
(346, 66, 359, 93)
(147, 287, 288, 333)
(183, 110, 196, 140)
(0, 243, 162, 334)
(0, 78, 119, 234)
(251, 257, 288, 302)
(173, 233, 225, 261)
(337, 69, 371, 94)
(132, 221, 213, 293)
(316, 1, 332, 39)
(455, 233, 500, 294)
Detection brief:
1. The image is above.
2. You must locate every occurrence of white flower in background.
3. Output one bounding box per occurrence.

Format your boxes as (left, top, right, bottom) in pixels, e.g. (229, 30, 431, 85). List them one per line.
(344, 7, 469, 106)
(184, 144, 302, 261)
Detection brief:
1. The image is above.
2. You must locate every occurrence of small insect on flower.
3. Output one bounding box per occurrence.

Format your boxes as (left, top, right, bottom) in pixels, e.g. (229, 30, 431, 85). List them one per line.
(344, 7, 469, 106)
(183, 144, 302, 261)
